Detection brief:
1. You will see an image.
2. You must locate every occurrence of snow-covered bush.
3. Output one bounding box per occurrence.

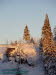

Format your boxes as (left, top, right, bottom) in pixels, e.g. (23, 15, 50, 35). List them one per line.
(4, 43, 37, 66)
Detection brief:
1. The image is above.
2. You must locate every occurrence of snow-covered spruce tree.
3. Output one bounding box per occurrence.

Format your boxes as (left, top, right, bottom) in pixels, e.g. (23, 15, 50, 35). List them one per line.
(53, 26, 56, 39)
(41, 14, 56, 75)
(53, 26, 56, 46)
(30, 37, 35, 44)
(41, 14, 56, 53)
(23, 25, 30, 42)
(39, 38, 44, 56)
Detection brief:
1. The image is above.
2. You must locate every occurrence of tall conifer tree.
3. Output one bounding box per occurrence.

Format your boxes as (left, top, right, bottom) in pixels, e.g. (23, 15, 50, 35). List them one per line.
(53, 26, 56, 46)
(42, 14, 56, 54)
(23, 25, 30, 41)
(53, 26, 56, 40)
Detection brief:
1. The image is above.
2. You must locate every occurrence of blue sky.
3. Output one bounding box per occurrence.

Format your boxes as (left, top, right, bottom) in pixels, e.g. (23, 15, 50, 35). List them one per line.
(0, 0, 56, 44)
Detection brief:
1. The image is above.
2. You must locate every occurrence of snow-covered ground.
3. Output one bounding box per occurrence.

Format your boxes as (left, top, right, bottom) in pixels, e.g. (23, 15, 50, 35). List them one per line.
(0, 45, 45, 75)
(0, 61, 17, 75)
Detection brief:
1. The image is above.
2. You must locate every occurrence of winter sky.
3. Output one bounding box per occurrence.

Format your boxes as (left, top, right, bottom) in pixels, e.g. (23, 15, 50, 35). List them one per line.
(0, 0, 56, 44)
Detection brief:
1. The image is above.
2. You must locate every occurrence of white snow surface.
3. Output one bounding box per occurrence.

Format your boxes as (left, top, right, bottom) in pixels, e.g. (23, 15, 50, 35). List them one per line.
(0, 61, 17, 75)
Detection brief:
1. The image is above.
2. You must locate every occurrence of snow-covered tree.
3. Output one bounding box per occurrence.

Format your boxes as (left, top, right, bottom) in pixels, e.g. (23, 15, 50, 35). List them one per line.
(53, 26, 56, 39)
(41, 14, 56, 53)
(30, 37, 35, 44)
(53, 26, 56, 46)
(23, 25, 30, 42)
(41, 14, 56, 75)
